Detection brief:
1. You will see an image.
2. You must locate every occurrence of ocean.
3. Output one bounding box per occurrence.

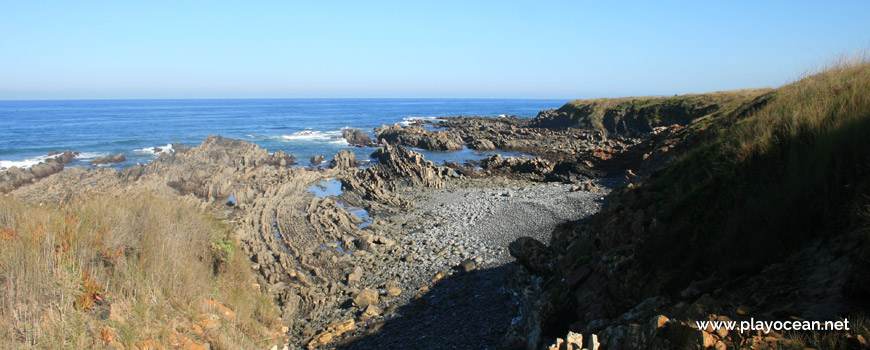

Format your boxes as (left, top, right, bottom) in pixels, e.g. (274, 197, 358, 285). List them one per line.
(0, 98, 566, 170)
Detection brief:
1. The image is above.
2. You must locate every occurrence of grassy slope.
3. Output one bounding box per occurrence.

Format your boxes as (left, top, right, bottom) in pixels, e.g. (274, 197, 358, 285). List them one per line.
(551, 88, 770, 133)
(0, 194, 281, 349)
(630, 58, 870, 290)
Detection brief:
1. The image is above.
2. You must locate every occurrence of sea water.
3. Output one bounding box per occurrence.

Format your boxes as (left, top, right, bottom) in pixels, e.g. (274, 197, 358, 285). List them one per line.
(0, 98, 565, 170)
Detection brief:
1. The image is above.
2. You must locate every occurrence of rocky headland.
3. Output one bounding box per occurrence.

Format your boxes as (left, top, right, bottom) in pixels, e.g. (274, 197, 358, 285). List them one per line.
(3, 62, 870, 350)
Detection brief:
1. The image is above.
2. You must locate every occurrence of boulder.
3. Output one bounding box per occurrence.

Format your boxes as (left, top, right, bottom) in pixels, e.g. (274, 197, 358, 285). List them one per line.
(90, 153, 126, 166)
(330, 150, 361, 169)
(310, 155, 325, 166)
(353, 288, 379, 309)
(342, 128, 374, 147)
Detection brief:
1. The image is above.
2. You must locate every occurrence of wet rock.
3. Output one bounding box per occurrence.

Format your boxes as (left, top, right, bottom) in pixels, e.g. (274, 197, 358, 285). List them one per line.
(90, 153, 126, 166)
(1, 150, 78, 192)
(342, 128, 374, 147)
(310, 155, 325, 166)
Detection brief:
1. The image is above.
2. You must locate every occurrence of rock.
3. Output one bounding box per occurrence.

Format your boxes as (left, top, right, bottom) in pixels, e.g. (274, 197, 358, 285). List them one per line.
(353, 288, 379, 308)
(308, 332, 333, 349)
(342, 128, 374, 147)
(459, 259, 476, 272)
(482, 154, 554, 180)
(509, 237, 552, 275)
(0, 150, 81, 192)
(361, 304, 381, 319)
(310, 155, 325, 166)
(346, 266, 363, 285)
(330, 150, 361, 169)
(265, 150, 296, 167)
(736, 305, 752, 316)
(386, 287, 402, 297)
(376, 124, 463, 151)
(90, 153, 126, 166)
(469, 139, 496, 151)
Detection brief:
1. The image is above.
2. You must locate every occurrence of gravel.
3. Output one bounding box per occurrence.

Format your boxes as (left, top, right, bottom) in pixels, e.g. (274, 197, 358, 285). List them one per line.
(339, 181, 608, 349)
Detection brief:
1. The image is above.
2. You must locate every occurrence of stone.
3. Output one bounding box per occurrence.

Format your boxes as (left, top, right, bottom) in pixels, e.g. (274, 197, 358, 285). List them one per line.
(310, 155, 325, 166)
(736, 305, 752, 316)
(331, 319, 356, 334)
(346, 266, 363, 285)
(361, 304, 381, 319)
(330, 150, 361, 169)
(342, 128, 374, 147)
(459, 259, 476, 272)
(386, 287, 402, 297)
(353, 288, 379, 308)
(90, 153, 126, 166)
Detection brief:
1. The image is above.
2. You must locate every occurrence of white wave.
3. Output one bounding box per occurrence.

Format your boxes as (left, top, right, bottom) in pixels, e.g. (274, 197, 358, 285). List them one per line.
(75, 151, 109, 159)
(328, 139, 349, 146)
(134, 143, 173, 155)
(281, 130, 343, 141)
(0, 153, 62, 170)
(398, 116, 441, 127)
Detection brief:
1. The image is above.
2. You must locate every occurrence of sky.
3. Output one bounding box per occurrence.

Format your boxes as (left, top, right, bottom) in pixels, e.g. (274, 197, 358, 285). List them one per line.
(0, 1, 868, 100)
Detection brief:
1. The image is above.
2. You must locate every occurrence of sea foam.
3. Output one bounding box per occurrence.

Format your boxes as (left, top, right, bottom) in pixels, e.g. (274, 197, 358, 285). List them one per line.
(134, 143, 173, 155)
(398, 116, 441, 127)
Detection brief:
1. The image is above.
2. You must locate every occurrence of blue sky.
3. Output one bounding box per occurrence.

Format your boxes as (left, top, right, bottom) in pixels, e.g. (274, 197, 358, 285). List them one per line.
(0, 1, 867, 100)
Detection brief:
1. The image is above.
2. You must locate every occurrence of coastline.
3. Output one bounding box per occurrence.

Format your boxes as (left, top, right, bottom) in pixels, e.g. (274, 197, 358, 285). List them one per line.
(3, 68, 869, 349)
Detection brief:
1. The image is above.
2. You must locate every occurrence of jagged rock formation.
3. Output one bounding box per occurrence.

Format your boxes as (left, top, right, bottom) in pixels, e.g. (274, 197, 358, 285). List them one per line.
(342, 128, 375, 147)
(376, 124, 463, 151)
(342, 144, 455, 206)
(0, 150, 77, 193)
(89, 153, 126, 166)
(330, 150, 361, 169)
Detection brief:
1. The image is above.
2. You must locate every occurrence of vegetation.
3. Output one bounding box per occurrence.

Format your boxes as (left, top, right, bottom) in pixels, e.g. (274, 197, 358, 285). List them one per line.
(636, 55, 870, 290)
(552, 88, 769, 134)
(0, 194, 281, 349)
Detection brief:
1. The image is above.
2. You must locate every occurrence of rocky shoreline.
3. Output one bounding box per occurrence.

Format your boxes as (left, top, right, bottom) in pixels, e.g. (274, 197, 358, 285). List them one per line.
(0, 97, 735, 349)
(4, 86, 867, 349)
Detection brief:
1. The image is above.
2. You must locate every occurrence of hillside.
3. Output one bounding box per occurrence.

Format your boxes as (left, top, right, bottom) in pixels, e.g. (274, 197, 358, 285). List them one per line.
(532, 89, 771, 137)
(514, 59, 870, 349)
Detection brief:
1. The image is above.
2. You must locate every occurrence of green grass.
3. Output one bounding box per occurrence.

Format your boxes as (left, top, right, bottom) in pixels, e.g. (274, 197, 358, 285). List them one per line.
(633, 54, 870, 290)
(0, 194, 281, 349)
(552, 88, 770, 133)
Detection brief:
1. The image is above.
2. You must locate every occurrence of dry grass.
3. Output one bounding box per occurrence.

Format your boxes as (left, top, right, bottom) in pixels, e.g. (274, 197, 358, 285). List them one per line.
(729, 53, 870, 161)
(0, 193, 280, 349)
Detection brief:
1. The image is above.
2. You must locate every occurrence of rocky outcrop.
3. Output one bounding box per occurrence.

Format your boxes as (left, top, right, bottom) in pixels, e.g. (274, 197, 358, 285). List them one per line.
(342, 128, 375, 147)
(530, 90, 769, 136)
(265, 150, 297, 167)
(330, 150, 360, 169)
(0, 150, 77, 193)
(90, 153, 126, 166)
(310, 155, 325, 166)
(342, 144, 454, 206)
(376, 124, 463, 151)
(481, 154, 554, 181)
